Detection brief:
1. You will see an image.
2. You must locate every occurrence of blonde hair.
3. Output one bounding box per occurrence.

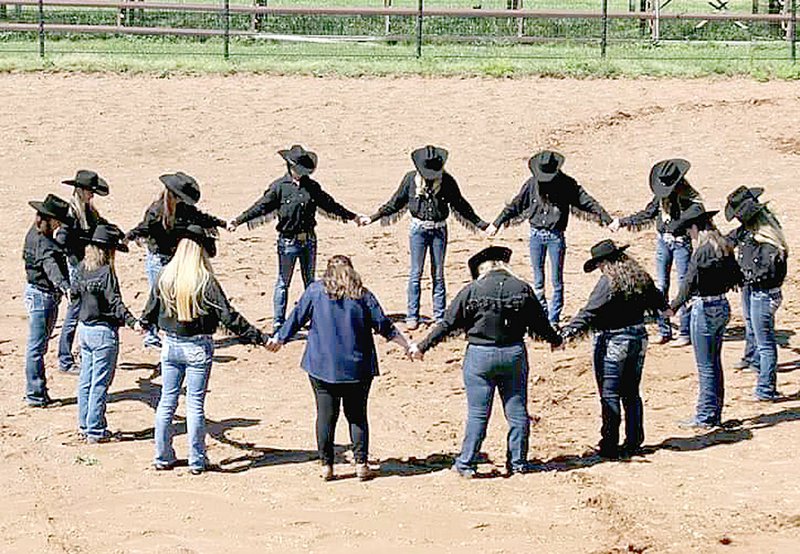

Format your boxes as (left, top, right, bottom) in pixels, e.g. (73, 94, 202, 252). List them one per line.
(477, 260, 518, 279)
(158, 238, 213, 321)
(159, 190, 178, 230)
(70, 188, 99, 230)
(749, 207, 788, 254)
(83, 244, 114, 273)
(696, 226, 734, 257)
(322, 255, 364, 300)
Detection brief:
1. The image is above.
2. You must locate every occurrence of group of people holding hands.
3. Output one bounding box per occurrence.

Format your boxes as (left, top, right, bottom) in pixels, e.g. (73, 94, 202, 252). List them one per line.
(22, 143, 788, 479)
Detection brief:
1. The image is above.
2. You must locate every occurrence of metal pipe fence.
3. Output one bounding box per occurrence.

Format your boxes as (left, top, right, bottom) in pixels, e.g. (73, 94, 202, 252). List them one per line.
(0, 0, 797, 62)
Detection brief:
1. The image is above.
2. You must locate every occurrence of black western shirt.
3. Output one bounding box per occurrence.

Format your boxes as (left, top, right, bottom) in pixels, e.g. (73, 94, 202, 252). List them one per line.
(670, 242, 743, 311)
(126, 201, 225, 258)
(71, 264, 137, 329)
(23, 226, 70, 295)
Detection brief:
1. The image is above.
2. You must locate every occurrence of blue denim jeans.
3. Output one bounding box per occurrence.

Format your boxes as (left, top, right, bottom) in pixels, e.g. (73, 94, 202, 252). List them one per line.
(740, 285, 757, 365)
(751, 288, 782, 399)
(592, 325, 648, 454)
(529, 227, 565, 325)
(143, 251, 168, 348)
(455, 343, 530, 472)
(274, 234, 317, 332)
(690, 297, 730, 426)
(407, 222, 448, 324)
(155, 334, 214, 470)
(655, 234, 692, 339)
(77, 322, 119, 438)
(24, 285, 60, 406)
(58, 262, 81, 371)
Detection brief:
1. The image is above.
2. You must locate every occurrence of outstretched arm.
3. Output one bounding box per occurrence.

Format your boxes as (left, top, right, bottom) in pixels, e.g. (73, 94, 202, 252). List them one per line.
(369, 174, 412, 225)
(571, 182, 613, 226)
(492, 181, 532, 230)
(446, 176, 489, 232)
(231, 186, 280, 229)
(205, 279, 264, 344)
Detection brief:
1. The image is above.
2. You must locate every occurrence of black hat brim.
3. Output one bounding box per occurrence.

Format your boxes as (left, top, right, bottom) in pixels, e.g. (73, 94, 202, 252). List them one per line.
(649, 159, 691, 199)
(529, 151, 564, 183)
(468, 246, 512, 280)
(583, 244, 630, 273)
(674, 209, 719, 234)
(411, 147, 448, 181)
(159, 174, 198, 205)
(28, 200, 71, 224)
(725, 187, 765, 221)
(86, 239, 129, 253)
(62, 177, 109, 197)
(279, 149, 318, 176)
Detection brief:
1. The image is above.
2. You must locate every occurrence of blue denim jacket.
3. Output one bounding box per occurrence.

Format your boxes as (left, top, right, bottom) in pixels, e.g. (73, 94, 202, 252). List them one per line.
(276, 281, 399, 383)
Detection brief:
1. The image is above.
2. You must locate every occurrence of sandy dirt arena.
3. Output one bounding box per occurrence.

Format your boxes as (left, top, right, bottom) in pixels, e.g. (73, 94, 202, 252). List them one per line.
(0, 74, 799, 554)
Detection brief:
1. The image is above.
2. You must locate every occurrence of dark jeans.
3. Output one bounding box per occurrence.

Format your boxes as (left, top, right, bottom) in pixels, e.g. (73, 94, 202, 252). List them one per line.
(456, 343, 530, 472)
(407, 221, 448, 324)
(751, 288, 782, 399)
(655, 233, 692, 340)
(274, 234, 317, 332)
(58, 262, 81, 371)
(309, 376, 372, 466)
(24, 285, 60, 405)
(592, 325, 648, 455)
(690, 297, 730, 426)
(529, 227, 566, 325)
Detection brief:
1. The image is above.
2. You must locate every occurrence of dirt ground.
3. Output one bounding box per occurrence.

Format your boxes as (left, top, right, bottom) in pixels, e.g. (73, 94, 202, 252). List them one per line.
(0, 74, 799, 554)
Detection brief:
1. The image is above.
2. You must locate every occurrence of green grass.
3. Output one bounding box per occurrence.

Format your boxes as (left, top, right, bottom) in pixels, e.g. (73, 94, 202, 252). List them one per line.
(1, 36, 798, 79)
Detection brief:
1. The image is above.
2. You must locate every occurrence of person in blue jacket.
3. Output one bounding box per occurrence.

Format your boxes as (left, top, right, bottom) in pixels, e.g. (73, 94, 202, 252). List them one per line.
(267, 255, 416, 482)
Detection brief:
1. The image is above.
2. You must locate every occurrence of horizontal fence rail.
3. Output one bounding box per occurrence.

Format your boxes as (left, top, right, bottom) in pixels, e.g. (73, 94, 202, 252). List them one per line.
(0, 1, 796, 63)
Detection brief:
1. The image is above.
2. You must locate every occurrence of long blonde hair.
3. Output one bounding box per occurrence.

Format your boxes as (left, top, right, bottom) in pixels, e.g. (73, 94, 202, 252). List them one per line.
(70, 188, 99, 230)
(83, 244, 114, 273)
(322, 255, 364, 300)
(158, 238, 213, 321)
(748, 207, 788, 254)
(477, 260, 519, 280)
(696, 225, 734, 257)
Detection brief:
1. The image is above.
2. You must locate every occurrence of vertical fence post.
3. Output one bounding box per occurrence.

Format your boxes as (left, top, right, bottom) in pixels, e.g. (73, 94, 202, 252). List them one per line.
(652, 0, 660, 43)
(223, 0, 230, 60)
(37, 0, 44, 58)
(384, 0, 391, 36)
(792, 0, 797, 62)
(601, 0, 608, 58)
(416, 0, 423, 58)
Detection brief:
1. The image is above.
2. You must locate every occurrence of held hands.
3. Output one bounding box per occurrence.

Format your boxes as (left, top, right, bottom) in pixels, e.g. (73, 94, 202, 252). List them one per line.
(132, 321, 144, 334)
(608, 218, 621, 233)
(484, 224, 499, 238)
(265, 336, 283, 353)
(407, 342, 423, 361)
(356, 215, 372, 227)
(226, 219, 238, 233)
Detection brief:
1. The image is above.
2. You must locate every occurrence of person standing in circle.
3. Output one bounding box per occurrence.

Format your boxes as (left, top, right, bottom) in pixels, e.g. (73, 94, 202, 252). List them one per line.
(667, 205, 742, 430)
(23, 194, 73, 407)
(56, 170, 110, 374)
(228, 145, 363, 335)
(267, 255, 415, 482)
(609, 159, 704, 347)
(141, 225, 266, 475)
(414, 246, 562, 478)
(361, 145, 489, 330)
(126, 172, 227, 349)
(487, 151, 613, 329)
(724, 187, 788, 401)
(561, 240, 667, 459)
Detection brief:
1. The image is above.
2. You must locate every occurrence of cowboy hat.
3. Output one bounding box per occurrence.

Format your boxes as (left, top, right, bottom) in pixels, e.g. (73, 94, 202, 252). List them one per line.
(583, 239, 630, 273)
(411, 145, 448, 180)
(649, 159, 691, 199)
(528, 150, 564, 183)
(84, 223, 128, 252)
(725, 186, 765, 221)
(28, 194, 72, 224)
(468, 245, 512, 280)
(175, 223, 217, 258)
(672, 203, 719, 234)
(159, 172, 201, 206)
(62, 170, 109, 197)
(279, 145, 318, 177)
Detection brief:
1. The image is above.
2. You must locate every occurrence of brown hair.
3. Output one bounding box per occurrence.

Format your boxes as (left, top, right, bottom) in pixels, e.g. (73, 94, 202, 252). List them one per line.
(601, 253, 656, 299)
(322, 255, 365, 301)
(159, 190, 178, 230)
(34, 214, 59, 235)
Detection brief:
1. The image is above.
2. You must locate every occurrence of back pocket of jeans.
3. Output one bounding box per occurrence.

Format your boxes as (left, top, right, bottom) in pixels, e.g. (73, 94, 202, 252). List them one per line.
(607, 339, 629, 363)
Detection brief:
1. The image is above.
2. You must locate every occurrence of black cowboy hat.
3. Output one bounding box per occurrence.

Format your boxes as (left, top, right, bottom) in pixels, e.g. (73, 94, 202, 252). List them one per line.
(175, 223, 217, 258)
(159, 172, 201, 206)
(62, 170, 109, 197)
(28, 194, 72, 224)
(468, 245, 512, 280)
(411, 145, 449, 180)
(583, 239, 630, 273)
(649, 159, 691, 199)
(528, 150, 564, 183)
(673, 203, 719, 234)
(84, 223, 128, 252)
(729, 197, 767, 225)
(279, 145, 318, 177)
(725, 186, 765, 221)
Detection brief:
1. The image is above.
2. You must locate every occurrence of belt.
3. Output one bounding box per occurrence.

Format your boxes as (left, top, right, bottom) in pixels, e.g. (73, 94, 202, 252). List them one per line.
(699, 294, 726, 302)
(280, 232, 315, 242)
(411, 217, 447, 230)
(753, 287, 781, 295)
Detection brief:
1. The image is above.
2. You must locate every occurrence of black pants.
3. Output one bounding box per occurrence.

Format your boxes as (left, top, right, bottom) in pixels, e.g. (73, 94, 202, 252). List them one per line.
(309, 376, 372, 465)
